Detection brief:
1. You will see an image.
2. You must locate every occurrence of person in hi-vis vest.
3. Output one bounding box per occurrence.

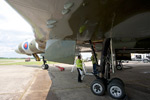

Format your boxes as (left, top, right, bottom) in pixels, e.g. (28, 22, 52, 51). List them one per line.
(76, 55, 83, 82)
(91, 53, 97, 74)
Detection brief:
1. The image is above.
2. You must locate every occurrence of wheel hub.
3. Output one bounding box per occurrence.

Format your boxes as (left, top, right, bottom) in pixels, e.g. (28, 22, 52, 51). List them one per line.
(110, 86, 122, 97)
(93, 83, 102, 94)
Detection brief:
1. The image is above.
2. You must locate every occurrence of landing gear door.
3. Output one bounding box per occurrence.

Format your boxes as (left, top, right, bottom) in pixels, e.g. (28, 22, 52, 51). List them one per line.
(45, 39, 76, 64)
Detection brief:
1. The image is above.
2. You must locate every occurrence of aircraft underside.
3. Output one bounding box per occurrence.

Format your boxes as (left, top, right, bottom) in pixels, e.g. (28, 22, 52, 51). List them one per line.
(6, 0, 150, 99)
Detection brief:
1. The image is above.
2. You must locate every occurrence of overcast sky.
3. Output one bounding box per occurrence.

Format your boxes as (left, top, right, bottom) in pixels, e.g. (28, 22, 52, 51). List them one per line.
(0, 0, 34, 58)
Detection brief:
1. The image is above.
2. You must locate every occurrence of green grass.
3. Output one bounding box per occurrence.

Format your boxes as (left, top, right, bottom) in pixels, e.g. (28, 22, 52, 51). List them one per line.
(0, 58, 25, 60)
(0, 61, 56, 65)
(0, 59, 57, 65)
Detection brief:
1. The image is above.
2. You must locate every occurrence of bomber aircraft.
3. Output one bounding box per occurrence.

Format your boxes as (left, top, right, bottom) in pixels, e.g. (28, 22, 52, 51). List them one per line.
(15, 39, 49, 69)
(6, 0, 150, 99)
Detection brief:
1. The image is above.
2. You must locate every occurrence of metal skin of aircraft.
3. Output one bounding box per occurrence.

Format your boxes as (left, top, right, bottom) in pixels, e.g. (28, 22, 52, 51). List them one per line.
(6, 0, 150, 99)
(15, 39, 49, 69)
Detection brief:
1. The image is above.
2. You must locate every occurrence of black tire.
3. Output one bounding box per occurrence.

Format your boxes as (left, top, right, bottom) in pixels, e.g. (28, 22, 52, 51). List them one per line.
(91, 79, 106, 96)
(110, 78, 125, 86)
(42, 64, 49, 70)
(107, 80, 126, 99)
(143, 59, 148, 63)
(45, 64, 49, 69)
(116, 65, 122, 70)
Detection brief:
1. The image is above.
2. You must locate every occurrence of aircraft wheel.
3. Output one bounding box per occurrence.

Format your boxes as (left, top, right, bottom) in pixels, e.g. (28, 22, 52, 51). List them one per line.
(116, 64, 122, 70)
(143, 59, 148, 63)
(42, 64, 49, 70)
(45, 64, 49, 69)
(110, 78, 124, 86)
(107, 79, 125, 99)
(91, 79, 106, 96)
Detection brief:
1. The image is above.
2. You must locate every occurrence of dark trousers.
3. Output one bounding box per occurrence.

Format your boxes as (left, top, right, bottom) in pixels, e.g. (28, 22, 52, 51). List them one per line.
(93, 63, 97, 74)
(77, 68, 82, 82)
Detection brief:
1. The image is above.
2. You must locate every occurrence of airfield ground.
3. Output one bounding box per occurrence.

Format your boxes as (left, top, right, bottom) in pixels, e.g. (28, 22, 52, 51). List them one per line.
(0, 59, 149, 100)
(0, 65, 51, 100)
(46, 61, 150, 100)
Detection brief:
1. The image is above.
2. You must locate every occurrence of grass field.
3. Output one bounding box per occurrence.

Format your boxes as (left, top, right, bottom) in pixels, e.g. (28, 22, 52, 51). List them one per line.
(0, 58, 56, 65)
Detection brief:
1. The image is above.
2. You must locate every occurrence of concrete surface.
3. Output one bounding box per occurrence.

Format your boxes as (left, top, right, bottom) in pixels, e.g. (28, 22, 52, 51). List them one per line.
(47, 62, 150, 100)
(0, 65, 51, 100)
(0, 62, 149, 100)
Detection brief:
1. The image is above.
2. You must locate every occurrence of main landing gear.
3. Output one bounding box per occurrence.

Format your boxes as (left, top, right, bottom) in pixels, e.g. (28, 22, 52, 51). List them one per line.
(42, 56, 49, 70)
(89, 39, 127, 99)
(91, 78, 126, 99)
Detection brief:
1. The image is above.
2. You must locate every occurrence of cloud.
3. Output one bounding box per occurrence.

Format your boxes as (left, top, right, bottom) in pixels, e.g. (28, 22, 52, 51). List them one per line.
(0, 1, 33, 33)
(0, 1, 34, 58)
(0, 30, 34, 42)
(0, 30, 34, 58)
(0, 15, 6, 20)
(0, 46, 29, 58)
